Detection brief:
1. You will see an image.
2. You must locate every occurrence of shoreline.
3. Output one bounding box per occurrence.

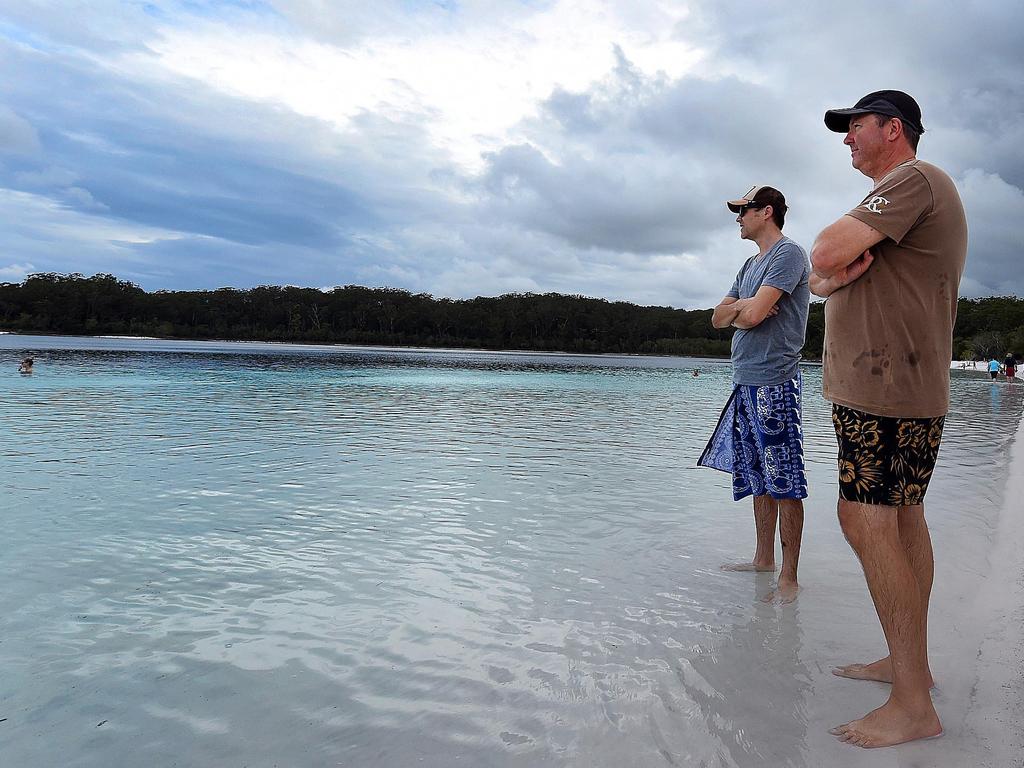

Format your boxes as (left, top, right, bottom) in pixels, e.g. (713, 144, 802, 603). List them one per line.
(962, 404, 1024, 762)
(0, 331, 742, 362)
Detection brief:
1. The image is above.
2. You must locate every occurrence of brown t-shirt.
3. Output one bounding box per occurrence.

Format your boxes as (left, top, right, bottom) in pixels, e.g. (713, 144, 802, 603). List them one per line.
(823, 159, 968, 418)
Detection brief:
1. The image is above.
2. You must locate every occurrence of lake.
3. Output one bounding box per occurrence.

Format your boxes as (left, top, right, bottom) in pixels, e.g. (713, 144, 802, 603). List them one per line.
(1, 335, 1021, 767)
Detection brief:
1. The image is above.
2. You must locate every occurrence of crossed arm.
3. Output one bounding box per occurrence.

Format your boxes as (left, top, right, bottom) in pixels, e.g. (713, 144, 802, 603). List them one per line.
(712, 285, 783, 330)
(714, 214, 886, 326)
(809, 215, 887, 297)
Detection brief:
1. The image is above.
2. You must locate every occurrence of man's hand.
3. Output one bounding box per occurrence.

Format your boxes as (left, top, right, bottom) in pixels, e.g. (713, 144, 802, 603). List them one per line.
(811, 216, 885, 278)
(810, 250, 875, 297)
(713, 289, 782, 328)
(731, 285, 784, 328)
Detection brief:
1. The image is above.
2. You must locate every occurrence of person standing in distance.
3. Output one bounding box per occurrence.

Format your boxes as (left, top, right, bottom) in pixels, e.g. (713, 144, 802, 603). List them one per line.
(1004, 352, 1016, 380)
(810, 90, 967, 748)
(699, 186, 811, 604)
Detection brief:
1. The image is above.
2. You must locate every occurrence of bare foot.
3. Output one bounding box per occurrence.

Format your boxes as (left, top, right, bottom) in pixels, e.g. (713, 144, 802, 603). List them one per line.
(832, 657, 935, 688)
(720, 562, 775, 572)
(762, 578, 799, 603)
(830, 699, 942, 748)
(833, 657, 893, 682)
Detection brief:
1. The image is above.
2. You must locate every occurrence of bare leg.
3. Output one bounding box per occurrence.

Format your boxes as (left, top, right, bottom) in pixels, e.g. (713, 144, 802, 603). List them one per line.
(830, 500, 941, 748)
(721, 495, 777, 571)
(833, 504, 935, 686)
(763, 498, 803, 603)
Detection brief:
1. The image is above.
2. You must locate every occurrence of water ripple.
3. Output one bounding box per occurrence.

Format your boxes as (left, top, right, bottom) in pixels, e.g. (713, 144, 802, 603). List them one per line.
(1, 342, 1020, 767)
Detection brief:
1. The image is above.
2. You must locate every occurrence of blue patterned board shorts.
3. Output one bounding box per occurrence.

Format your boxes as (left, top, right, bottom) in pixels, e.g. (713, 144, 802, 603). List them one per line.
(697, 375, 808, 501)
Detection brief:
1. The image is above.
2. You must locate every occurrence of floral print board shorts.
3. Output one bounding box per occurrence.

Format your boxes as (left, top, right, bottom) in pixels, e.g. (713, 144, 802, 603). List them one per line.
(697, 376, 808, 502)
(832, 404, 945, 507)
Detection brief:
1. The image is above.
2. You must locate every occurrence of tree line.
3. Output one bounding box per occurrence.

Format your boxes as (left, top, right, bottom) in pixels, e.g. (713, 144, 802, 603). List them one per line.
(1, 272, 1021, 360)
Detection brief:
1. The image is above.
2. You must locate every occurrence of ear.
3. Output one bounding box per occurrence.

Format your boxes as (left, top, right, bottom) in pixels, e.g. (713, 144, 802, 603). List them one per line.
(762, 204, 773, 220)
(888, 117, 904, 143)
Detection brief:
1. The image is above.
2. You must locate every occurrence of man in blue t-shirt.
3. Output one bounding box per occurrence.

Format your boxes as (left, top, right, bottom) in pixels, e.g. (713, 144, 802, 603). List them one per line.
(698, 185, 811, 603)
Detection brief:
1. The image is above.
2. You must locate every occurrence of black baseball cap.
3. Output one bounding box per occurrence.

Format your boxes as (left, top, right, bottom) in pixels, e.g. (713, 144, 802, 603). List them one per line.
(824, 90, 925, 134)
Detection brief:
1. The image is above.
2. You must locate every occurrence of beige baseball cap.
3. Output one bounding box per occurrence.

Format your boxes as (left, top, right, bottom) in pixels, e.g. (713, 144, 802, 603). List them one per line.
(726, 185, 765, 213)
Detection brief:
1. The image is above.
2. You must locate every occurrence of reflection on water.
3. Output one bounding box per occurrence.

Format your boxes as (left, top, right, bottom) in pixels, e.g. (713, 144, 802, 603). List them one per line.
(0, 337, 1020, 767)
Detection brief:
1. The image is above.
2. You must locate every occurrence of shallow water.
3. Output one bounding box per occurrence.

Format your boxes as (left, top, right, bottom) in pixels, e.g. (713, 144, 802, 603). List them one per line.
(1, 336, 1021, 767)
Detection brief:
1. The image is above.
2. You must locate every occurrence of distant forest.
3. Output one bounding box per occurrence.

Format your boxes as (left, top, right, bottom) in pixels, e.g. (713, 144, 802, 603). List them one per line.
(2, 272, 1023, 361)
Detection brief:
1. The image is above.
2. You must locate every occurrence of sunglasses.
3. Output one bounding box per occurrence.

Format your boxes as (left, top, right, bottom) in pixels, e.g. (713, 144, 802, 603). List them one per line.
(738, 204, 765, 215)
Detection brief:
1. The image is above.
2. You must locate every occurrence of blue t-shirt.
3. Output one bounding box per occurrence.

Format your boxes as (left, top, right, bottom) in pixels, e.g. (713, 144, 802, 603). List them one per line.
(727, 236, 811, 386)
(989, 359, 1000, 372)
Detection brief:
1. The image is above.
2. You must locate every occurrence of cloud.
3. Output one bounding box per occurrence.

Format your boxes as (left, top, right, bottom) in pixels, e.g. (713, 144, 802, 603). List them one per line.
(476, 55, 804, 256)
(0, 105, 40, 154)
(955, 169, 1024, 296)
(0, 261, 35, 280)
(14, 165, 79, 186)
(0, 0, 1020, 308)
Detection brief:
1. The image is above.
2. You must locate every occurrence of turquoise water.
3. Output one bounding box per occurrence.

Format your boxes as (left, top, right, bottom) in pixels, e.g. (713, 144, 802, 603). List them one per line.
(1, 335, 1021, 767)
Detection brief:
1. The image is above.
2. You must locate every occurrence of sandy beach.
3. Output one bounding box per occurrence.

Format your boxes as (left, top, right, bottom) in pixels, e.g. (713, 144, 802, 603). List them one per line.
(787, 404, 1024, 767)
(961, 406, 1024, 764)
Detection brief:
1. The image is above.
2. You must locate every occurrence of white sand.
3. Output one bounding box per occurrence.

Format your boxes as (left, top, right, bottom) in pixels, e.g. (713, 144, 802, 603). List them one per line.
(959, 407, 1024, 763)
(778, 407, 1024, 766)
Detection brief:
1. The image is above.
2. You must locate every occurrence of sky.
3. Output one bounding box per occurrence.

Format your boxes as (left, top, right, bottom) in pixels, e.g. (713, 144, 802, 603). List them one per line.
(1, 1, 1022, 309)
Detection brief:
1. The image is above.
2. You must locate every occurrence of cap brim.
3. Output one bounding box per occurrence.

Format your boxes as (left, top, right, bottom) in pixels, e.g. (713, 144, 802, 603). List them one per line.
(726, 200, 748, 213)
(823, 107, 871, 132)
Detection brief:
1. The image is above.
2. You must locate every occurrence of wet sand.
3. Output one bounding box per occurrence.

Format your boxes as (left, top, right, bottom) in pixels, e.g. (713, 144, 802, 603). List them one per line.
(960, 408, 1024, 765)
(787, 407, 1024, 767)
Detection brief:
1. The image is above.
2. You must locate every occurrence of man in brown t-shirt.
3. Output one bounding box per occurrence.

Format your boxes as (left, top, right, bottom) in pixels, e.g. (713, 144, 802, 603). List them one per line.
(809, 90, 967, 748)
